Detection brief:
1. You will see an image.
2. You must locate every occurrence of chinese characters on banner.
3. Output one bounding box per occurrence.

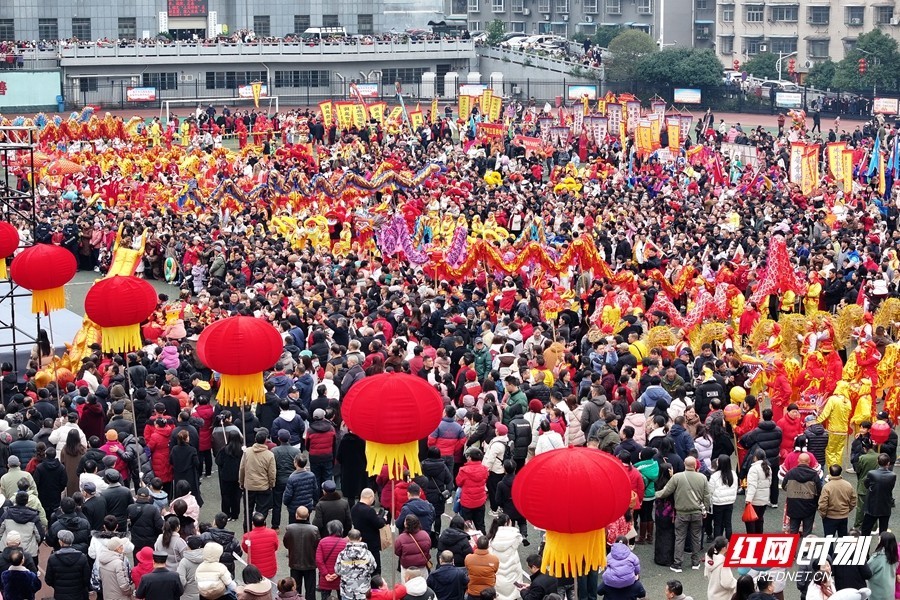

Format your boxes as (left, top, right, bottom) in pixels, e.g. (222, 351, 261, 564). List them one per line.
(594, 116, 608, 142)
(167, 0, 208, 17)
(335, 102, 354, 130)
(625, 101, 641, 134)
(319, 101, 333, 126)
(666, 117, 681, 151)
(368, 103, 386, 123)
(789, 142, 806, 184)
(827, 142, 846, 180)
(490, 96, 502, 122)
(607, 104, 623, 140)
(678, 115, 692, 142)
(458, 95, 471, 120)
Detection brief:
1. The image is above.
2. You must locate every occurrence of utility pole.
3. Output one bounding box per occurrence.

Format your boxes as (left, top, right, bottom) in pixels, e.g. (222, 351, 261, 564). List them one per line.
(775, 51, 797, 81)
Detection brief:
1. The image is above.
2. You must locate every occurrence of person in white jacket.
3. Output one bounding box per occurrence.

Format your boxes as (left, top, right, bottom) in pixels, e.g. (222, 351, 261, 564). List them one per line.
(483, 427, 510, 515)
(488, 513, 530, 600)
(621, 404, 647, 446)
(744, 449, 773, 534)
(704, 536, 737, 600)
(707, 455, 738, 539)
(534, 421, 564, 456)
(523, 401, 545, 461)
(195, 542, 237, 599)
(47, 413, 88, 454)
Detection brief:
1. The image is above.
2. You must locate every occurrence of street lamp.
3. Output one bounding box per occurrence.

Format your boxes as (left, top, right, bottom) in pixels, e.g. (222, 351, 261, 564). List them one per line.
(775, 51, 797, 81)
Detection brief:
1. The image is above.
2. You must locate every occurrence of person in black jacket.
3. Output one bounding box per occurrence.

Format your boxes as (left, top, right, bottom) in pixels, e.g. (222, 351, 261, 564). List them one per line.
(200, 513, 243, 576)
(862, 453, 897, 535)
(507, 414, 532, 470)
(494, 460, 528, 545)
(831, 531, 872, 592)
(33, 447, 67, 516)
(169, 430, 201, 504)
(44, 529, 90, 600)
(418, 447, 452, 536)
(522, 554, 557, 600)
(311, 481, 351, 537)
(47, 497, 91, 554)
(694, 373, 725, 423)
(739, 409, 783, 506)
(427, 550, 469, 600)
(436, 515, 472, 567)
(135, 551, 184, 600)
(349, 489, 387, 574)
(336, 430, 368, 506)
(127, 488, 164, 556)
(100, 470, 134, 532)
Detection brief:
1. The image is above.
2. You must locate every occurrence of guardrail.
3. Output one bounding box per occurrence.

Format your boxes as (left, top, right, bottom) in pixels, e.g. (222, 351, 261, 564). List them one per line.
(477, 45, 603, 79)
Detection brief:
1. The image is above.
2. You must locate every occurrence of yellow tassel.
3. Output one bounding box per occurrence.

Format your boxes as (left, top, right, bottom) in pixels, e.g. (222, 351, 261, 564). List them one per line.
(217, 372, 265, 407)
(31, 286, 66, 315)
(365, 440, 422, 480)
(100, 324, 142, 354)
(0, 261, 7, 280)
(541, 529, 607, 578)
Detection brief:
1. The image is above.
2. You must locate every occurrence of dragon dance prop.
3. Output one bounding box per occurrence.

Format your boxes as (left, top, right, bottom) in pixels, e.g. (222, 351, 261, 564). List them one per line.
(748, 235, 808, 304)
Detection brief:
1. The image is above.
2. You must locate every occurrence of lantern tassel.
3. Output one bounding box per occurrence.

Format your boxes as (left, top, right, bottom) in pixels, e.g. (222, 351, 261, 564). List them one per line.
(541, 529, 607, 578)
(218, 372, 266, 406)
(30, 286, 66, 315)
(0, 260, 7, 280)
(365, 440, 422, 480)
(100, 324, 143, 354)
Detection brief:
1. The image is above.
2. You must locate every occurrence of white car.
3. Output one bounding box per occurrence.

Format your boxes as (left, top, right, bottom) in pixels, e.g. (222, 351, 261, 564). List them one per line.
(499, 34, 530, 48)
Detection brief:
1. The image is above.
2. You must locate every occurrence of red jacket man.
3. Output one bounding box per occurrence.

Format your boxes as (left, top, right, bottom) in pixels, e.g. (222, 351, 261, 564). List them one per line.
(776, 404, 806, 460)
(241, 512, 280, 579)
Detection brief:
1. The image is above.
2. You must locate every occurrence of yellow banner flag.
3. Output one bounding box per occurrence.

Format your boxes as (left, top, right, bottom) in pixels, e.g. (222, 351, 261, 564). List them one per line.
(801, 145, 819, 196)
(336, 102, 354, 130)
(490, 96, 502, 123)
(598, 100, 606, 116)
(827, 142, 846, 180)
(368, 102, 386, 123)
(409, 110, 424, 131)
(352, 104, 367, 129)
(250, 81, 262, 108)
(636, 121, 652, 155)
(319, 100, 334, 126)
(431, 97, 439, 124)
(480, 89, 493, 116)
(458, 95, 471, 120)
(648, 115, 660, 149)
(842, 149, 854, 194)
(666, 117, 680, 151)
(388, 106, 403, 123)
(879, 151, 886, 195)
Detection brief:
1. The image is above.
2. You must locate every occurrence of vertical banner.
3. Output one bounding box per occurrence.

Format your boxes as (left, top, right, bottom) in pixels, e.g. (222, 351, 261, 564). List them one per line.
(650, 100, 666, 118)
(584, 116, 595, 142)
(352, 104, 367, 129)
(842, 149, 855, 194)
(648, 114, 661, 149)
(598, 100, 607, 116)
(368, 102, 386, 123)
(319, 100, 334, 126)
(490, 96, 502, 123)
(594, 116, 608, 142)
(458, 94, 471, 121)
(409, 110, 424, 131)
(573, 109, 584, 136)
(388, 106, 403, 123)
(336, 102, 354, 130)
(827, 142, 846, 180)
(637, 120, 652, 155)
(538, 116, 553, 143)
(250, 81, 262, 108)
(789, 142, 806, 183)
(801, 144, 819, 196)
(625, 101, 641, 134)
(607, 104, 623, 141)
(480, 89, 493, 116)
(666, 117, 681, 151)
(879, 151, 887, 195)
(431, 97, 439, 124)
(678, 115, 692, 142)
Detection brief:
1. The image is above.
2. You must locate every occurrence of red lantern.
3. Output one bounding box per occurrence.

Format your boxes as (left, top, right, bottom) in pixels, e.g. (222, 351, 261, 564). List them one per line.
(724, 403, 742, 425)
(871, 420, 891, 446)
(84, 276, 158, 353)
(0, 223, 19, 280)
(196, 316, 283, 406)
(513, 447, 631, 576)
(342, 373, 444, 479)
(10, 244, 77, 315)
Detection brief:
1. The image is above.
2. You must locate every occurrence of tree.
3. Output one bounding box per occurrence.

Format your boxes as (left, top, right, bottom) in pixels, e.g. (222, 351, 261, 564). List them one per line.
(742, 52, 779, 80)
(680, 49, 726, 88)
(830, 30, 900, 92)
(606, 30, 658, 82)
(485, 19, 506, 46)
(593, 26, 621, 49)
(636, 48, 723, 88)
(806, 60, 836, 90)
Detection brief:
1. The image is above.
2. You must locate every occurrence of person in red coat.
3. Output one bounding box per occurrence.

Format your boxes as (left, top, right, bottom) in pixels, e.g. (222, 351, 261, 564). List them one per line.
(456, 448, 489, 534)
(734, 396, 761, 469)
(316, 521, 348, 597)
(147, 418, 174, 491)
(78, 396, 106, 441)
(192, 396, 215, 478)
(776, 403, 806, 461)
(376, 465, 410, 519)
(240, 512, 280, 579)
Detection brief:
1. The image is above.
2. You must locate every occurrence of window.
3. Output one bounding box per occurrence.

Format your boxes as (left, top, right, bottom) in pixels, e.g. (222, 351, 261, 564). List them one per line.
(745, 5, 763, 22)
(512, 0, 524, 11)
(555, 0, 569, 13)
(511, 21, 526, 31)
(538, 0, 551, 12)
(583, 0, 598, 13)
(0, 19, 13, 42)
(876, 6, 894, 24)
(72, 17, 91, 40)
(142, 72, 178, 90)
(770, 6, 798, 22)
(492, 0, 504, 13)
(743, 37, 764, 54)
(117, 18, 136, 40)
(323, 14, 340, 26)
(637, 0, 652, 14)
(719, 35, 734, 53)
(357, 14, 373, 34)
(381, 68, 429, 84)
(808, 39, 829, 57)
(768, 37, 796, 53)
(721, 4, 734, 22)
(253, 16, 270, 36)
(294, 15, 311, 33)
(808, 6, 829, 24)
(606, 0, 622, 14)
(846, 7, 864, 25)
(468, 0, 479, 12)
(843, 38, 857, 52)
(274, 70, 330, 87)
(205, 71, 266, 90)
(38, 19, 58, 40)
(469, 20, 481, 30)
(630, 23, 650, 33)
(696, 24, 711, 38)
(79, 77, 98, 92)
(696, 0, 708, 9)
(450, 0, 468, 14)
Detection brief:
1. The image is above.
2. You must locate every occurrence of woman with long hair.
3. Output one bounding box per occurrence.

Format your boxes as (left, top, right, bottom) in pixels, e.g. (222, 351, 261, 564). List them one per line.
(708, 455, 738, 540)
(805, 559, 835, 600)
(487, 512, 528, 600)
(31, 329, 53, 368)
(61, 428, 85, 496)
(867, 531, 898, 600)
(730, 575, 755, 600)
(170, 429, 202, 505)
(215, 430, 244, 521)
(653, 463, 676, 567)
(154, 515, 187, 570)
(704, 536, 736, 600)
(744, 448, 772, 534)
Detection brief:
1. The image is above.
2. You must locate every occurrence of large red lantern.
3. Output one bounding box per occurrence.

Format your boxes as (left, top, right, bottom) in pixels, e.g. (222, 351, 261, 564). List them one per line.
(870, 420, 891, 446)
(10, 244, 77, 314)
(84, 275, 158, 353)
(342, 373, 444, 479)
(512, 447, 631, 576)
(0, 223, 20, 280)
(196, 316, 283, 406)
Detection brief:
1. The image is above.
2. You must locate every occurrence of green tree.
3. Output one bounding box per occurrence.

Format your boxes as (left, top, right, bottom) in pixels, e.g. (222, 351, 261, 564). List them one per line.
(606, 30, 658, 82)
(806, 60, 836, 90)
(485, 19, 506, 46)
(742, 52, 779, 80)
(593, 26, 621, 49)
(636, 48, 723, 88)
(831, 30, 900, 92)
(681, 49, 726, 87)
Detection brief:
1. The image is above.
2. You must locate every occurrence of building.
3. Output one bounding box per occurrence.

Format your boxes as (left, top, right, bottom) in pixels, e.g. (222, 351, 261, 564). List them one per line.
(464, 0, 714, 50)
(716, 0, 898, 74)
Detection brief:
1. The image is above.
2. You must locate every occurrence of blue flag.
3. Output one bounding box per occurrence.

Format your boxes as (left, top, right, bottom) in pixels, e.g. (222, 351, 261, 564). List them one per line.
(867, 134, 881, 177)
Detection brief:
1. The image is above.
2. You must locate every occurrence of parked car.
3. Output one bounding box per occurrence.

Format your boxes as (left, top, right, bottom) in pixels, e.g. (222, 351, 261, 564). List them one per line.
(498, 33, 529, 48)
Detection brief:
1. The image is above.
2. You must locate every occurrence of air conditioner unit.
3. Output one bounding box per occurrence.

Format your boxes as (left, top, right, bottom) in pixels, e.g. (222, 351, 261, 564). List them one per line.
(850, 17, 862, 24)
(585, 15, 594, 21)
(891, 16, 900, 24)
(805, 59, 812, 67)
(758, 43, 767, 51)
(181, 74, 195, 82)
(544, 13, 551, 19)
(563, 13, 569, 20)
(523, 7, 531, 14)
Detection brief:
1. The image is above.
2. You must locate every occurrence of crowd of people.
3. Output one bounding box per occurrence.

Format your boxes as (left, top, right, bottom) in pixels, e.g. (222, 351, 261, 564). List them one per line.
(0, 84, 898, 600)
